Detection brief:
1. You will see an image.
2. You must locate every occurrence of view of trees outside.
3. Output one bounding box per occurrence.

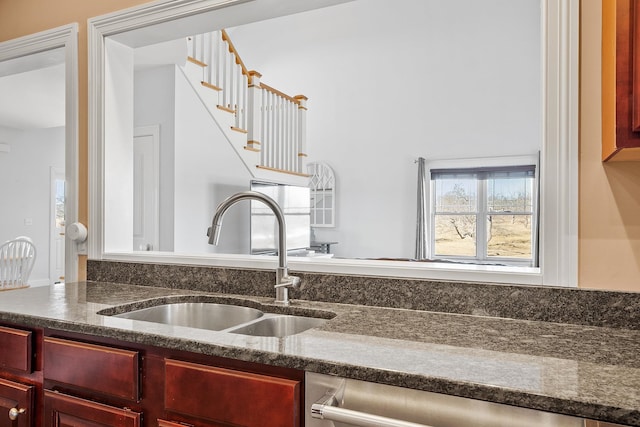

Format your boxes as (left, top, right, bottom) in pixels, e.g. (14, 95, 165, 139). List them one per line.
(433, 174, 533, 260)
(55, 179, 65, 228)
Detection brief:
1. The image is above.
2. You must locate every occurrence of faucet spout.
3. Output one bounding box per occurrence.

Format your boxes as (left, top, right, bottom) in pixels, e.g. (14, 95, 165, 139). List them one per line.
(208, 191, 300, 305)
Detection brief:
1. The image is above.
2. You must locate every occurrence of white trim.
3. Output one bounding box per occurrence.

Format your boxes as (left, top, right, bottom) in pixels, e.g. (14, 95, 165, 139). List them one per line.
(133, 125, 161, 251)
(50, 167, 65, 284)
(89, 0, 578, 287)
(426, 154, 540, 268)
(539, 0, 579, 287)
(0, 23, 80, 283)
(29, 278, 53, 288)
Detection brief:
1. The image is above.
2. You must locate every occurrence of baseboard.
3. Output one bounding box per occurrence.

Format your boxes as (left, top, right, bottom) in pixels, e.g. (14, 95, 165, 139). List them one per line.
(29, 278, 54, 288)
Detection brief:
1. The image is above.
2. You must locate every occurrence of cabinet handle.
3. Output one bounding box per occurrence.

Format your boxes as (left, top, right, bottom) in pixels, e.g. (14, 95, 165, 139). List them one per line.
(8, 407, 26, 421)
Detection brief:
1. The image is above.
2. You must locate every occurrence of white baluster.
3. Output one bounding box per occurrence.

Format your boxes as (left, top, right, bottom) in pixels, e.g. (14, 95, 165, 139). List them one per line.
(260, 89, 266, 166)
(214, 31, 222, 89)
(272, 93, 277, 169)
(285, 99, 293, 171)
(266, 91, 273, 168)
(289, 100, 294, 171)
(296, 95, 308, 173)
(204, 32, 212, 84)
(277, 96, 282, 170)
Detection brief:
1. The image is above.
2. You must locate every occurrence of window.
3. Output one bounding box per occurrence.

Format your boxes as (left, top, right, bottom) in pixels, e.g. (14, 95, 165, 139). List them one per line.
(307, 162, 336, 227)
(430, 162, 538, 266)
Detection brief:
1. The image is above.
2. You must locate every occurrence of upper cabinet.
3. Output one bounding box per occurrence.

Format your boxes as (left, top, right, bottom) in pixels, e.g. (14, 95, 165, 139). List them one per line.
(603, 0, 640, 161)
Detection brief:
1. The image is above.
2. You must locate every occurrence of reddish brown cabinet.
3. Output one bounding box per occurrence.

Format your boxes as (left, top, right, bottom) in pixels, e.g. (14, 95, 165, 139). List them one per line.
(41, 333, 303, 427)
(603, 0, 640, 161)
(0, 324, 40, 427)
(0, 378, 33, 427)
(0, 326, 33, 373)
(164, 359, 301, 427)
(43, 390, 141, 427)
(43, 337, 140, 401)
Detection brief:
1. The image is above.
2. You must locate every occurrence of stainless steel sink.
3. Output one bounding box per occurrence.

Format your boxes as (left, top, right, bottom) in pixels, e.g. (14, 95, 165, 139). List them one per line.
(107, 300, 330, 336)
(113, 302, 264, 331)
(228, 315, 327, 337)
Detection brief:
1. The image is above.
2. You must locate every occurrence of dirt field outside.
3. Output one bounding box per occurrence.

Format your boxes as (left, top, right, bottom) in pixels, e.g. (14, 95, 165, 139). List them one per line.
(434, 214, 532, 259)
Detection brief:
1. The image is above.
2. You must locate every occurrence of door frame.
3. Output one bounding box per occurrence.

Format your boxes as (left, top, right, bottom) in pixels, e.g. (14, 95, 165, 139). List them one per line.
(133, 125, 160, 251)
(88, 1, 578, 286)
(0, 24, 80, 283)
(50, 167, 65, 283)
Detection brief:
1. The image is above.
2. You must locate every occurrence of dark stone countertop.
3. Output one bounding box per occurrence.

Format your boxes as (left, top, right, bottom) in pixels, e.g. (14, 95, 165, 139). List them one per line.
(0, 281, 639, 426)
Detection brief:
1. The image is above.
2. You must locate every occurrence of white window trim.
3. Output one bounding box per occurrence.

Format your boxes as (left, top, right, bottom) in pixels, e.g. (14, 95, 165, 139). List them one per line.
(88, 0, 578, 287)
(428, 155, 539, 267)
(0, 24, 80, 283)
(308, 161, 336, 228)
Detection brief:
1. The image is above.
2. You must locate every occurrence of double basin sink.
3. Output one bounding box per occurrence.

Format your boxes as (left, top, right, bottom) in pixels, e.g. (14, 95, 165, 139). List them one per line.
(110, 302, 329, 337)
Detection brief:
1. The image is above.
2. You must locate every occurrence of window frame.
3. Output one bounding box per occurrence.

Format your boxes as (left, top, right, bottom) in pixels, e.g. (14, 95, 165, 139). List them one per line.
(428, 155, 539, 267)
(88, 0, 578, 287)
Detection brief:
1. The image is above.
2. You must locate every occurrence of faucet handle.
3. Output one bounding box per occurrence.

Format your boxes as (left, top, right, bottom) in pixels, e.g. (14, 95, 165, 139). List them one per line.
(275, 275, 301, 289)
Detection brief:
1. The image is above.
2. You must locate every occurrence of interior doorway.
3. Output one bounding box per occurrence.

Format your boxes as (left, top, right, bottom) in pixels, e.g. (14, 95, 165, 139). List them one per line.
(133, 125, 160, 251)
(0, 24, 79, 284)
(50, 167, 65, 283)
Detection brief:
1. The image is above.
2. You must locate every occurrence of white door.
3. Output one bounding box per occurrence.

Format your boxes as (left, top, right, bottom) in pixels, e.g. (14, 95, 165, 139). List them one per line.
(50, 168, 65, 283)
(133, 126, 160, 251)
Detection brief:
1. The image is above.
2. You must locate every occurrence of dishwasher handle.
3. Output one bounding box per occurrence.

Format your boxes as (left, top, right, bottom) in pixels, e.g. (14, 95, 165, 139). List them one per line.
(311, 392, 432, 427)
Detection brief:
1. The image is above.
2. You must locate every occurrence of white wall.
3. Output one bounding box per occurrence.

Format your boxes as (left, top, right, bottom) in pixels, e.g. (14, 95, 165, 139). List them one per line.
(0, 125, 65, 286)
(104, 38, 134, 251)
(134, 65, 251, 254)
(134, 65, 176, 251)
(227, 0, 541, 258)
(173, 66, 251, 254)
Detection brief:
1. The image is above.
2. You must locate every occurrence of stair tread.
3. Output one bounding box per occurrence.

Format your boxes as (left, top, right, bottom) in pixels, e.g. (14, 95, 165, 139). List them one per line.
(202, 81, 222, 92)
(217, 105, 236, 114)
(231, 126, 248, 134)
(187, 56, 207, 67)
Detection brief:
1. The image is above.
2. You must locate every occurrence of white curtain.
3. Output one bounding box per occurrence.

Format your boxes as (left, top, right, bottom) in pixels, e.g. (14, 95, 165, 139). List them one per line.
(415, 157, 430, 260)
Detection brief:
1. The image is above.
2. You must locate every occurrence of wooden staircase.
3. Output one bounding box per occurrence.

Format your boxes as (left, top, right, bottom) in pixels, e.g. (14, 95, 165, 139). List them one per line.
(183, 30, 309, 183)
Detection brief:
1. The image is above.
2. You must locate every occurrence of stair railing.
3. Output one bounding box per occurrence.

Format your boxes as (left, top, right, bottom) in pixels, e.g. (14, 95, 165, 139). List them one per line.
(187, 29, 308, 176)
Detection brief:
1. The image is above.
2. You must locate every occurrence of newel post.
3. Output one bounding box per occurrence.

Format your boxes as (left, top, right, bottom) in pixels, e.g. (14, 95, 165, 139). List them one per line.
(294, 95, 308, 173)
(247, 70, 262, 151)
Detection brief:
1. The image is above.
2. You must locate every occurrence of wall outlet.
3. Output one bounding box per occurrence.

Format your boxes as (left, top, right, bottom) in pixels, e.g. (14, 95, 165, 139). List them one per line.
(24, 218, 33, 226)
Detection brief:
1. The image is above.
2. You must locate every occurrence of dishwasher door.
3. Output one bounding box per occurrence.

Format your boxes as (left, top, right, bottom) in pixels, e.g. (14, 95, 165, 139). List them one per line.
(305, 372, 584, 427)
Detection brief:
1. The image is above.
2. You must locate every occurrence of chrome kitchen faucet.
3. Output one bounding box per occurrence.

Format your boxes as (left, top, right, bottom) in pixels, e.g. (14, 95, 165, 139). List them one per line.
(207, 191, 300, 305)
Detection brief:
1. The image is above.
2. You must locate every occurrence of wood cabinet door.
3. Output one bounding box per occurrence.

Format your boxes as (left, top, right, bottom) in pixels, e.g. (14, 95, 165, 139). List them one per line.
(0, 326, 32, 373)
(43, 337, 139, 401)
(0, 378, 33, 427)
(603, 0, 640, 161)
(44, 390, 141, 427)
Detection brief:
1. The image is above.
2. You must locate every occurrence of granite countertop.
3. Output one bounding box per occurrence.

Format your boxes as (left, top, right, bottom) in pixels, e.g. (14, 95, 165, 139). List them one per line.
(0, 281, 639, 426)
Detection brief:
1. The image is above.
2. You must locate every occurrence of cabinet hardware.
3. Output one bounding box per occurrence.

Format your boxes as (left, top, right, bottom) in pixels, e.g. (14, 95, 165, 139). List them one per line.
(8, 407, 26, 421)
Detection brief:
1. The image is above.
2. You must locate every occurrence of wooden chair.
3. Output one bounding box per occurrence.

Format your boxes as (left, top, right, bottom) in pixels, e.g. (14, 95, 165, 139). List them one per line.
(0, 237, 36, 290)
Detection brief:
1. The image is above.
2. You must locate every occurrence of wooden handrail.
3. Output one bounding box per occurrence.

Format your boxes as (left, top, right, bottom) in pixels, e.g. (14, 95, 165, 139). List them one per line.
(261, 82, 301, 105)
(219, 30, 303, 105)
(256, 165, 310, 177)
(221, 29, 251, 83)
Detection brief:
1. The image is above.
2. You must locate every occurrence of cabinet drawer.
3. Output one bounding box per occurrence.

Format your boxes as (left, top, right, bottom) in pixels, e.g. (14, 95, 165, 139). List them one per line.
(0, 326, 32, 373)
(44, 390, 141, 427)
(44, 337, 139, 401)
(165, 359, 300, 427)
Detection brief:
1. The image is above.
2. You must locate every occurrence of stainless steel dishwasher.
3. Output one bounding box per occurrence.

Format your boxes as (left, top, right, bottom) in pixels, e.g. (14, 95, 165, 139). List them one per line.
(305, 372, 584, 427)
